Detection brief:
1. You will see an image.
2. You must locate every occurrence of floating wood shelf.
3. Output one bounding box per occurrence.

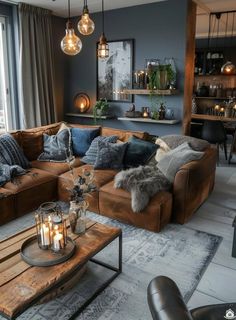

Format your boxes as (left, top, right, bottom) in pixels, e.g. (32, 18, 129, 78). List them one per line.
(123, 89, 179, 95)
(191, 114, 236, 122)
(195, 96, 231, 100)
(65, 113, 114, 119)
(118, 117, 180, 124)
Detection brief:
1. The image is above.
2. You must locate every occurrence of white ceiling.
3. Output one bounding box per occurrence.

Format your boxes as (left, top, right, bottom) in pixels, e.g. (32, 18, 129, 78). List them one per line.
(5, 0, 236, 37)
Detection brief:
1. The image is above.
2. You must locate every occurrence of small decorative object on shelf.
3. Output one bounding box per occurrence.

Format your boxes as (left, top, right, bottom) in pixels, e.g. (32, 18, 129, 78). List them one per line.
(93, 98, 109, 123)
(220, 107, 225, 116)
(73, 93, 90, 113)
(214, 104, 221, 115)
(192, 95, 198, 114)
(158, 103, 166, 120)
(142, 107, 149, 118)
(133, 70, 147, 89)
(35, 202, 57, 250)
(50, 211, 67, 252)
(165, 108, 174, 120)
(125, 104, 141, 118)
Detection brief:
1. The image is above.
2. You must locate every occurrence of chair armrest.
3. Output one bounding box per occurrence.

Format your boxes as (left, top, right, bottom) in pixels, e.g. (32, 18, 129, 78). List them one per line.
(191, 303, 236, 320)
(147, 276, 193, 320)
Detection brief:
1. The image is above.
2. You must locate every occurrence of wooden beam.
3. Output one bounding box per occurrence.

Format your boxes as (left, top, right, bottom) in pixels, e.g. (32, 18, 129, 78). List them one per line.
(183, 0, 197, 135)
(193, 0, 211, 14)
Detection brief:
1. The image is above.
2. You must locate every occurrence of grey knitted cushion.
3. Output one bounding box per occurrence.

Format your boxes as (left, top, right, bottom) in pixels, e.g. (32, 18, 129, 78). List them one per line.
(160, 134, 210, 151)
(82, 135, 118, 165)
(94, 141, 128, 170)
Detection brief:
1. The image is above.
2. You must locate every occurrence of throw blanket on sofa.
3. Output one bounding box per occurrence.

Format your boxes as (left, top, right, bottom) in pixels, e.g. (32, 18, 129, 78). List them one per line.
(114, 166, 172, 213)
(0, 133, 30, 187)
(0, 164, 26, 187)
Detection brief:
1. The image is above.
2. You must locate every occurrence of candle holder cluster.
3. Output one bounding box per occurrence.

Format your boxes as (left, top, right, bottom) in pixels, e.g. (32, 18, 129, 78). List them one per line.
(35, 202, 67, 254)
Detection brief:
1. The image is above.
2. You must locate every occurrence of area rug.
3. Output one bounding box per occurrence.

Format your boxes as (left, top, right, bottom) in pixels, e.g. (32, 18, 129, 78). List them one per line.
(0, 205, 222, 320)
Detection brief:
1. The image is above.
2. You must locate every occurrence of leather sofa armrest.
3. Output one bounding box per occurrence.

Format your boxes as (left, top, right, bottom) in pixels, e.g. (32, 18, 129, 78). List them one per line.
(147, 276, 193, 320)
(172, 147, 217, 224)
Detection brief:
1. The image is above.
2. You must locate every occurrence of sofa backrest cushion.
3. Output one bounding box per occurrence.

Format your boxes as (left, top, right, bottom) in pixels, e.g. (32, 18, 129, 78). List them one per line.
(101, 127, 148, 142)
(160, 135, 210, 151)
(21, 122, 62, 161)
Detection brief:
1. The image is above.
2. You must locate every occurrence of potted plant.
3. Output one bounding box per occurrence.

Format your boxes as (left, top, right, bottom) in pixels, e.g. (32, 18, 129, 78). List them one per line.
(93, 98, 109, 123)
(148, 64, 176, 90)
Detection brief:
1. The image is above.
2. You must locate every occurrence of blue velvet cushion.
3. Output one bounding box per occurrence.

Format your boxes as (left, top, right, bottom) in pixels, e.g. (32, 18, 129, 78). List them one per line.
(82, 135, 118, 165)
(94, 140, 128, 170)
(0, 133, 30, 168)
(38, 128, 71, 162)
(124, 135, 159, 167)
(71, 127, 100, 157)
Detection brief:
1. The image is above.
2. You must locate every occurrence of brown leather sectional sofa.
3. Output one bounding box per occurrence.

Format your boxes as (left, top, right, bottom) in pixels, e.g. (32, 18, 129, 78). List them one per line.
(0, 122, 217, 232)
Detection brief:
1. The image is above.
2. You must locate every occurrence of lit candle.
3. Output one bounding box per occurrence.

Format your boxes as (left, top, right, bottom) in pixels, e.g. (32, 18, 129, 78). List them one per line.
(40, 224, 50, 246)
(143, 111, 148, 118)
(214, 104, 220, 111)
(220, 107, 225, 113)
(80, 102, 85, 112)
(53, 232, 63, 251)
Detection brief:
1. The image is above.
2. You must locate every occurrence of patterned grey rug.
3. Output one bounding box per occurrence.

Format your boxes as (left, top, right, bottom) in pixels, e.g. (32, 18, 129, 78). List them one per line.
(0, 205, 222, 320)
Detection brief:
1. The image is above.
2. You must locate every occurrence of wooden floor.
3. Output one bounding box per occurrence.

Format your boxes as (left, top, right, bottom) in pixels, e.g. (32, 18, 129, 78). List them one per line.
(187, 153, 236, 308)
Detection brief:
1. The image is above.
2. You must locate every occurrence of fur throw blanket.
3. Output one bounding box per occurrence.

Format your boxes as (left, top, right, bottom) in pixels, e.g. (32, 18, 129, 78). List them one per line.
(0, 164, 26, 187)
(114, 165, 172, 213)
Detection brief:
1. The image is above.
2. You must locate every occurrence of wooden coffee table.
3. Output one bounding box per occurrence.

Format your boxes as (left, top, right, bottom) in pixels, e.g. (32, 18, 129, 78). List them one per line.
(0, 219, 122, 319)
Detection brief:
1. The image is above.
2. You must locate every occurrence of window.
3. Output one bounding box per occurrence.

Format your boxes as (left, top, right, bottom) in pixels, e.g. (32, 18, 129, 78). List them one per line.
(0, 16, 12, 131)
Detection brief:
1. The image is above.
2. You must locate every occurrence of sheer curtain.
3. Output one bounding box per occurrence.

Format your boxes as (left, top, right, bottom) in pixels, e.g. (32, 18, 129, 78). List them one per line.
(18, 3, 57, 128)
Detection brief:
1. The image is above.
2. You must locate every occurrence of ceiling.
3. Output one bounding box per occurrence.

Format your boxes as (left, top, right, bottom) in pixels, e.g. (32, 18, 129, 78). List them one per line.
(5, 0, 236, 38)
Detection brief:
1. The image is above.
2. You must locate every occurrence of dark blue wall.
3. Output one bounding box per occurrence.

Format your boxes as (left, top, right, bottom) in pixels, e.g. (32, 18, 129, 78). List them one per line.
(60, 0, 189, 135)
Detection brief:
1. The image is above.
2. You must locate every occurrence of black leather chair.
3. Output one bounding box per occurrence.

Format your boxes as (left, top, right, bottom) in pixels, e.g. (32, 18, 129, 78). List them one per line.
(147, 276, 236, 320)
(201, 120, 227, 163)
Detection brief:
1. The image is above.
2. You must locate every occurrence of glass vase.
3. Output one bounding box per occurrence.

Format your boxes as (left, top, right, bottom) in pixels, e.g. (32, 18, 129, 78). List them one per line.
(69, 200, 89, 235)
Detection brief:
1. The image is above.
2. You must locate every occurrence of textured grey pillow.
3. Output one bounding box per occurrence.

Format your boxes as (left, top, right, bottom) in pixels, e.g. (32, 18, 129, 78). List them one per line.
(160, 135, 210, 151)
(157, 142, 204, 182)
(38, 129, 72, 162)
(94, 141, 128, 170)
(82, 135, 118, 165)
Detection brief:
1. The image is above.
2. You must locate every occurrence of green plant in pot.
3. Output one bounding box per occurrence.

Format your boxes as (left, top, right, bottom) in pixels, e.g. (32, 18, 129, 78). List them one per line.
(156, 64, 175, 90)
(93, 98, 109, 124)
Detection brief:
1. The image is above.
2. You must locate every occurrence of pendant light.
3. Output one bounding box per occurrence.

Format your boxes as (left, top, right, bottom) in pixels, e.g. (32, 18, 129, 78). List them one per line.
(221, 12, 236, 74)
(78, 0, 95, 36)
(97, 0, 109, 59)
(61, 0, 82, 56)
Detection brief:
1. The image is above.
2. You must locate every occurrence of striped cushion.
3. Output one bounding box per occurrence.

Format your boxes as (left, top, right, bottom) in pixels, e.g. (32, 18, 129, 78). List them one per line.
(82, 135, 118, 165)
(0, 134, 30, 169)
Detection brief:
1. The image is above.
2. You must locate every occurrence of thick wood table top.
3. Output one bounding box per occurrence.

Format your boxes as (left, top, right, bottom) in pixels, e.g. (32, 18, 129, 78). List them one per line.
(0, 220, 121, 319)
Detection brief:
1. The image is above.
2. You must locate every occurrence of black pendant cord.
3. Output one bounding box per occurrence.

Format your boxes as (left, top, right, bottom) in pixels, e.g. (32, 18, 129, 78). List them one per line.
(102, 0, 105, 34)
(68, 0, 70, 20)
(207, 14, 212, 52)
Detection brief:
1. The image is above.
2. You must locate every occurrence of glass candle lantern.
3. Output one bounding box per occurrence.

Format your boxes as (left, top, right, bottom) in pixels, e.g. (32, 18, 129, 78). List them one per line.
(142, 107, 149, 118)
(50, 211, 67, 253)
(35, 202, 57, 250)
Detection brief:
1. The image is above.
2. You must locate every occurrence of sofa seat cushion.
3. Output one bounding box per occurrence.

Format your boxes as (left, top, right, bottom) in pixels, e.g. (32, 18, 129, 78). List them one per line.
(3, 168, 58, 217)
(4, 168, 56, 193)
(0, 188, 16, 225)
(99, 180, 172, 232)
(58, 164, 118, 213)
(31, 158, 83, 175)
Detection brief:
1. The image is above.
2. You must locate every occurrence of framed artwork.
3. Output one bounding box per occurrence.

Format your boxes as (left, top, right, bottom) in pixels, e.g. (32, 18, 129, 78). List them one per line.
(97, 39, 133, 102)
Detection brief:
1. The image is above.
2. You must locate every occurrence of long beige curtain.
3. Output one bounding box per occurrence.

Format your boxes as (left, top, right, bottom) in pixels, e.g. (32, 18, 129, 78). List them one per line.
(18, 3, 57, 128)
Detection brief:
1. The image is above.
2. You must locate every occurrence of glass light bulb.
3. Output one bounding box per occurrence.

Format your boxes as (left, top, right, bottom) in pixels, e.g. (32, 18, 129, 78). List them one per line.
(61, 28, 82, 56)
(221, 61, 236, 74)
(78, 13, 95, 35)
